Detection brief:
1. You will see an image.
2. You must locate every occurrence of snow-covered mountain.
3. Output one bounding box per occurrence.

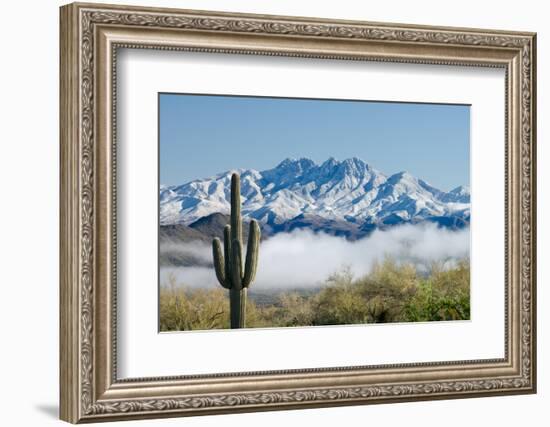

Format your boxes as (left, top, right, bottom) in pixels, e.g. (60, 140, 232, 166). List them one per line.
(160, 157, 470, 233)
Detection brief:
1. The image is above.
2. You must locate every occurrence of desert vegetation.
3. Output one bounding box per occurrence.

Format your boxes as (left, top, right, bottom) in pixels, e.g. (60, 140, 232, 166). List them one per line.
(159, 256, 470, 331)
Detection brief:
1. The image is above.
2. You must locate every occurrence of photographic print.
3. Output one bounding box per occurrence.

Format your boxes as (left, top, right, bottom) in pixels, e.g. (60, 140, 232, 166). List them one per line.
(60, 5, 536, 420)
(159, 94, 471, 331)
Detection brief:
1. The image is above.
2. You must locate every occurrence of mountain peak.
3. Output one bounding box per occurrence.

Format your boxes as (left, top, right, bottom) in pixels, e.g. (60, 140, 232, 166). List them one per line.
(321, 156, 338, 166)
(260, 157, 317, 188)
(266, 157, 316, 180)
(341, 157, 369, 171)
(160, 157, 470, 228)
(276, 157, 296, 167)
(449, 185, 470, 194)
(276, 157, 316, 169)
(387, 171, 415, 184)
(344, 156, 364, 164)
(439, 185, 470, 204)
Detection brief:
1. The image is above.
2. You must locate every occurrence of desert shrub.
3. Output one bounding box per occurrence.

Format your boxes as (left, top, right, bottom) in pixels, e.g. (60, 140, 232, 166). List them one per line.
(272, 292, 316, 327)
(243, 297, 279, 328)
(312, 267, 370, 325)
(159, 275, 229, 331)
(355, 258, 418, 322)
(310, 258, 469, 325)
(159, 258, 471, 331)
(403, 259, 470, 322)
(160, 275, 282, 330)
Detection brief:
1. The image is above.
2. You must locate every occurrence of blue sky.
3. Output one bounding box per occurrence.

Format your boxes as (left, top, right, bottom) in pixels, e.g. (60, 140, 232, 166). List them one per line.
(160, 93, 470, 191)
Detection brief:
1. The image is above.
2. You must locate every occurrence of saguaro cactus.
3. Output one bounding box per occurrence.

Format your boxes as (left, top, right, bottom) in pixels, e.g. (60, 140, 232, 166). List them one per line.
(212, 173, 261, 328)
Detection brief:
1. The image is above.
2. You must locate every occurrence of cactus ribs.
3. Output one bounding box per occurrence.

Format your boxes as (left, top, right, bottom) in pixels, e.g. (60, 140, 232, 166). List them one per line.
(212, 173, 261, 328)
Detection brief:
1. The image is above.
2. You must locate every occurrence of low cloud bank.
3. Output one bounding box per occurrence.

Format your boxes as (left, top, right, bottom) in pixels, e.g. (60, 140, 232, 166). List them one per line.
(160, 223, 470, 290)
(160, 241, 212, 264)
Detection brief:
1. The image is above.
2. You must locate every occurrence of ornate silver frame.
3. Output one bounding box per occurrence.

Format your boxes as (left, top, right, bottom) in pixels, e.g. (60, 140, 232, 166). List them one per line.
(60, 2, 537, 423)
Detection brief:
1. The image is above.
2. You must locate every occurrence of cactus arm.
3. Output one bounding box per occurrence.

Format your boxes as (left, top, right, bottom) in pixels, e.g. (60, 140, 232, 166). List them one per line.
(242, 220, 261, 288)
(230, 173, 242, 244)
(212, 238, 229, 289)
(223, 224, 232, 288)
(211, 173, 260, 329)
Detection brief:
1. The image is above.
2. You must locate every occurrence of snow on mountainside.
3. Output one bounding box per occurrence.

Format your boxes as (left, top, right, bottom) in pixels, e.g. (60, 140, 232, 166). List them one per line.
(159, 157, 470, 231)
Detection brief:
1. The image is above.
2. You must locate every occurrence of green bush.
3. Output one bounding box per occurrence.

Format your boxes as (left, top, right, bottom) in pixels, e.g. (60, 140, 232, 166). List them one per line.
(160, 274, 229, 331)
(403, 259, 470, 322)
(160, 257, 470, 331)
(313, 267, 371, 325)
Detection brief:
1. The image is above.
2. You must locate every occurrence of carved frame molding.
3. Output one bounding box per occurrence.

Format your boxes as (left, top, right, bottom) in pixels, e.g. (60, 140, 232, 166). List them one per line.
(60, 2, 536, 423)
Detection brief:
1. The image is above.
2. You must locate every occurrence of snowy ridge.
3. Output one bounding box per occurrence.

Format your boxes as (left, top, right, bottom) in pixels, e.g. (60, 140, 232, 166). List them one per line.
(160, 157, 470, 229)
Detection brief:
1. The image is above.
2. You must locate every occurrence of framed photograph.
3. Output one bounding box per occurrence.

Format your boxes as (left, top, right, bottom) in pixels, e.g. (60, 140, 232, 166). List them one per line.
(60, 2, 537, 423)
